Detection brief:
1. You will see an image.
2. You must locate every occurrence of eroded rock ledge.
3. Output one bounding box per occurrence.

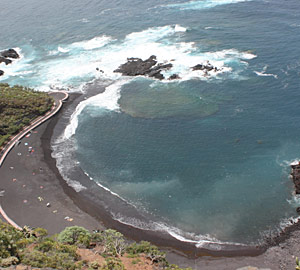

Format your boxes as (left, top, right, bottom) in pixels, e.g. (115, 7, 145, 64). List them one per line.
(114, 55, 219, 80)
(0, 48, 20, 76)
(291, 162, 300, 195)
(114, 55, 173, 80)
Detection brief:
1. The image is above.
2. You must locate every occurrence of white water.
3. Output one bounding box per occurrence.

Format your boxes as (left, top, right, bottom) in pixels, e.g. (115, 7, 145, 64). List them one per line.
(163, 0, 251, 10)
(1, 25, 256, 93)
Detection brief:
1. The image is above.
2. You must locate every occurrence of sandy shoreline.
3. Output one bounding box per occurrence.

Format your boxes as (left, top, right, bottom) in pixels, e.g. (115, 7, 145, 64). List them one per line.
(1, 88, 300, 269)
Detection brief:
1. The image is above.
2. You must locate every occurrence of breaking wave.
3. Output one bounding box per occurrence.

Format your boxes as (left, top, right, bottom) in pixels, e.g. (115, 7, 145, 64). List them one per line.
(162, 0, 251, 11)
(1, 25, 255, 93)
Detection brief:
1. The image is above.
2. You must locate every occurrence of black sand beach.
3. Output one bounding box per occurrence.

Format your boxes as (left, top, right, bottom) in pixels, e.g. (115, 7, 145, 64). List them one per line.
(1, 88, 300, 269)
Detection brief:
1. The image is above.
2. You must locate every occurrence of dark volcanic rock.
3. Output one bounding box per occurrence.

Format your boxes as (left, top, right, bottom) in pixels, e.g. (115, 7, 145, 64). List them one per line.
(0, 56, 12, 65)
(291, 162, 300, 194)
(114, 55, 173, 80)
(192, 64, 206, 71)
(192, 62, 217, 72)
(0, 70, 4, 76)
(168, 74, 180, 80)
(1, 48, 20, 59)
(114, 55, 157, 76)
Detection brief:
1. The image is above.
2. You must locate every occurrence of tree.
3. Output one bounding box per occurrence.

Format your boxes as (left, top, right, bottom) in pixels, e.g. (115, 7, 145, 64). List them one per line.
(57, 226, 91, 247)
(96, 229, 127, 257)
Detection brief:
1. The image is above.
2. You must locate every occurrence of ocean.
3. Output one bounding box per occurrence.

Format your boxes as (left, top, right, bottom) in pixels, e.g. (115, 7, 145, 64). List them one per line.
(1, 0, 300, 249)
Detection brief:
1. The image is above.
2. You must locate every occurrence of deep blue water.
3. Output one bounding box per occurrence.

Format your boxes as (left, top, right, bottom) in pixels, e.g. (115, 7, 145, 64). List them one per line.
(1, 0, 300, 246)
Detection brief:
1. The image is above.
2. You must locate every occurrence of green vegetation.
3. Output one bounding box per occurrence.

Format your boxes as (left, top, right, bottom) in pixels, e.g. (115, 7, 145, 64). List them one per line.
(296, 257, 300, 270)
(0, 83, 53, 147)
(58, 226, 91, 247)
(0, 222, 192, 269)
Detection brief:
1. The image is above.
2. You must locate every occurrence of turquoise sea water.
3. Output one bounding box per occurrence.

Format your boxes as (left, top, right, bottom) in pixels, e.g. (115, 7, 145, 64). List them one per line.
(1, 0, 300, 247)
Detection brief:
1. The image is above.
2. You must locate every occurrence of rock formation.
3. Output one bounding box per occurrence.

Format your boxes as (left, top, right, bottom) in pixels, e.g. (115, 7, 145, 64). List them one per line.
(192, 61, 218, 72)
(168, 74, 180, 80)
(291, 162, 300, 194)
(0, 48, 20, 76)
(0, 48, 20, 59)
(0, 57, 12, 65)
(114, 55, 173, 80)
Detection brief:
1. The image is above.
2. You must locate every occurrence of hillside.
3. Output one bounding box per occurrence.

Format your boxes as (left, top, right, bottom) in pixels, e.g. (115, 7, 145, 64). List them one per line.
(0, 222, 191, 270)
(0, 83, 53, 147)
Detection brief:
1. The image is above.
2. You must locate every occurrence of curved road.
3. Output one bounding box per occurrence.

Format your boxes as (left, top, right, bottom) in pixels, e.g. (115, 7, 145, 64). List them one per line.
(0, 91, 68, 229)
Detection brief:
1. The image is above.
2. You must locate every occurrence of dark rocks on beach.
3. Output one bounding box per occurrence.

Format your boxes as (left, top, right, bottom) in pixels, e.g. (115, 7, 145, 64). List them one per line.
(290, 162, 300, 194)
(296, 207, 300, 215)
(0, 48, 20, 59)
(0, 56, 12, 65)
(0, 70, 4, 76)
(114, 55, 173, 80)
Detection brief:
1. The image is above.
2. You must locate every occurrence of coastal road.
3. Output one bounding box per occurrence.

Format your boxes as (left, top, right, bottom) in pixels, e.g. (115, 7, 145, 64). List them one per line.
(0, 91, 68, 229)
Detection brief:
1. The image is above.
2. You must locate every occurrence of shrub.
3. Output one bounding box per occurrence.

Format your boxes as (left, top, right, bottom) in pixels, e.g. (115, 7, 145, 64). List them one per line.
(101, 257, 124, 270)
(126, 241, 167, 265)
(296, 257, 300, 270)
(0, 256, 19, 267)
(57, 226, 91, 247)
(97, 229, 127, 257)
(22, 244, 77, 270)
(89, 261, 100, 269)
(0, 222, 26, 258)
(35, 239, 55, 252)
(33, 227, 48, 239)
(165, 264, 193, 270)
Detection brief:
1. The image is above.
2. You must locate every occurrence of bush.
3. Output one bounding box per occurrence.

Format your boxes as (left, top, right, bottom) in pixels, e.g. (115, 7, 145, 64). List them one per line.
(97, 229, 127, 257)
(33, 227, 48, 239)
(127, 241, 167, 265)
(101, 257, 124, 270)
(0, 256, 19, 267)
(22, 243, 77, 270)
(165, 264, 193, 270)
(296, 257, 300, 270)
(89, 261, 100, 269)
(57, 226, 91, 247)
(35, 239, 55, 252)
(0, 222, 26, 258)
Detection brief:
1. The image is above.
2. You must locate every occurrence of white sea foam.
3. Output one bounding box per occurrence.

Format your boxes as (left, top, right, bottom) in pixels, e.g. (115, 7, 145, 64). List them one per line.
(78, 18, 90, 23)
(164, 0, 251, 10)
(111, 212, 246, 249)
(2, 25, 255, 92)
(174, 24, 187, 32)
(254, 65, 278, 79)
(69, 36, 113, 50)
(51, 136, 87, 192)
(64, 79, 131, 139)
(58, 46, 70, 53)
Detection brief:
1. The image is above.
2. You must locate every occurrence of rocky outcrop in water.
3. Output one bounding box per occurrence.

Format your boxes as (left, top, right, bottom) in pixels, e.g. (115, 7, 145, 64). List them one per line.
(0, 49, 20, 76)
(0, 57, 12, 65)
(168, 74, 180, 80)
(1, 48, 20, 59)
(192, 61, 218, 72)
(291, 162, 300, 194)
(114, 55, 173, 80)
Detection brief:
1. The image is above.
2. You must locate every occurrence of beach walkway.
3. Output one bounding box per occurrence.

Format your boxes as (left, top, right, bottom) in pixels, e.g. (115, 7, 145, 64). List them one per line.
(0, 91, 68, 229)
(0, 91, 68, 168)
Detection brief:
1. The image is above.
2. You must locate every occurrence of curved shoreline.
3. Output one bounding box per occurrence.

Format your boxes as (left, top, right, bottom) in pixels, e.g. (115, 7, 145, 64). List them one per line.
(47, 92, 265, 258)
(1, 87, 300, 268)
